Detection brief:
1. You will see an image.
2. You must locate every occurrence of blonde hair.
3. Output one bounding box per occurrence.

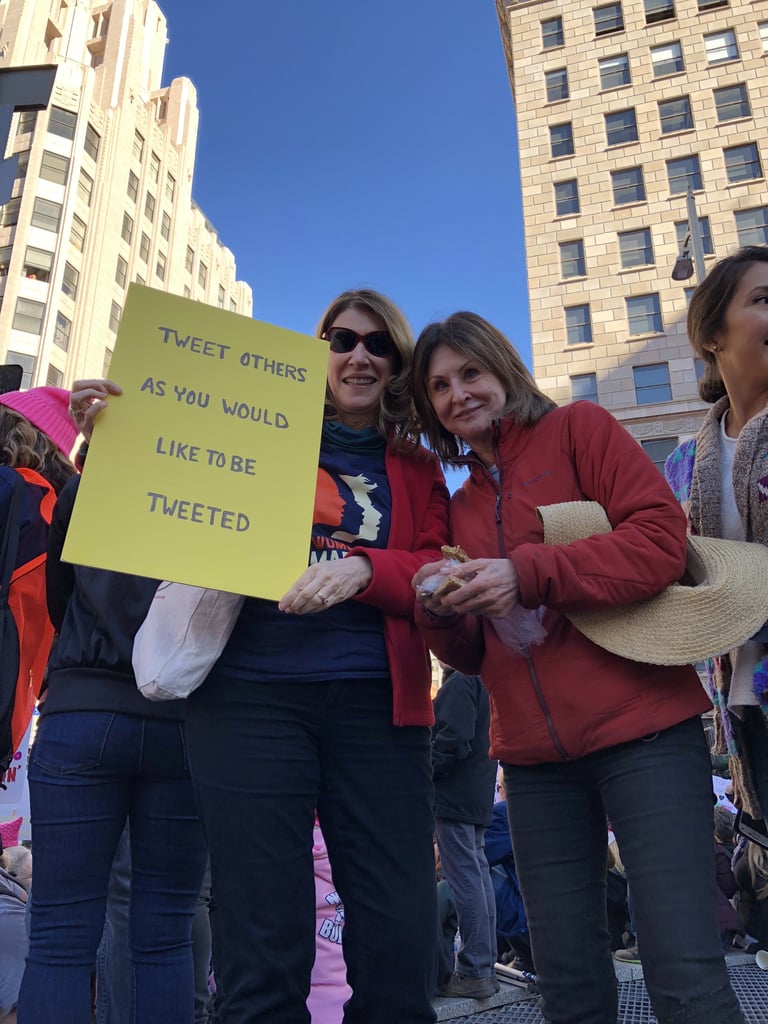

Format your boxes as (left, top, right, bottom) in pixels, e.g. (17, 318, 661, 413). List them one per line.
(0, 407, 76, 493)
(745, 842, 768, 901)
(317, 289, 420, 447)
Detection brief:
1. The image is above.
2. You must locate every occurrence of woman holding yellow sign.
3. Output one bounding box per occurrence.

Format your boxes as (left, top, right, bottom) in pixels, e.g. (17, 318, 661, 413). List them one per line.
(183, 289, 448, 1024)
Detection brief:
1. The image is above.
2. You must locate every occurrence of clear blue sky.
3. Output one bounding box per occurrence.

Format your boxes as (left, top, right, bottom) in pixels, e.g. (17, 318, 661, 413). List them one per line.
(158, 1, 531, 368)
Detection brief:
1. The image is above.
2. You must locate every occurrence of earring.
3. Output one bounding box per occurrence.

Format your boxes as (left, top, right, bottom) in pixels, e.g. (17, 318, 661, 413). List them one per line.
(712, 345, 720, 352)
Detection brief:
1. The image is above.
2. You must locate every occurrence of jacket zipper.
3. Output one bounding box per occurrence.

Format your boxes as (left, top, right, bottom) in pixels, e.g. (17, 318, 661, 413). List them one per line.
(486, 428, 572, 762)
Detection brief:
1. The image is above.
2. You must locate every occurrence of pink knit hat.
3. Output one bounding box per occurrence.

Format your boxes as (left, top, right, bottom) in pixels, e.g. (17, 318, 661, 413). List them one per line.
(0, 386, 77, 457)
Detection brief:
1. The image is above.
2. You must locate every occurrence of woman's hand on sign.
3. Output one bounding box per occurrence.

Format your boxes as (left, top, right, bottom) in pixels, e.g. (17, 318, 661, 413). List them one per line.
(69, 379, 122, 440)
(278, 555, 373, 615)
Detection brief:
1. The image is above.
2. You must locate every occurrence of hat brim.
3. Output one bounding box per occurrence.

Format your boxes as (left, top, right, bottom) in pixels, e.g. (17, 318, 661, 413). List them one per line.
(537, 502, 768, 666)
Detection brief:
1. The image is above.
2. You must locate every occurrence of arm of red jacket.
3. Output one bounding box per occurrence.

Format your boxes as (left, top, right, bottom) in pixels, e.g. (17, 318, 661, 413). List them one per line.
(415, 603, 486, 675)
(350, 451, 450, 617)
(511, 403, 688, 612)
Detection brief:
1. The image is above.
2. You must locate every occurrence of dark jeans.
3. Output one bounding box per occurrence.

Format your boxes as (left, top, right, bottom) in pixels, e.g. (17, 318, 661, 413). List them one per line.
(503, 716, 744, 1024)
(186, 676, 437, 1024)
(18, 711, 208, 1024)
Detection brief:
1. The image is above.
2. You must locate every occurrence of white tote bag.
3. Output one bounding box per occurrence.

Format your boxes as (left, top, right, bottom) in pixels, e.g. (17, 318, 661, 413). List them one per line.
(132, 581, 245, 701)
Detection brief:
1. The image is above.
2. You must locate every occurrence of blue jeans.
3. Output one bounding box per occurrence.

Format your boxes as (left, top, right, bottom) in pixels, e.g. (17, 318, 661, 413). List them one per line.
(17, 711, 208, 1024)
(435, 820, 496, 979)
(503, 716, 744, 1024)
(186, 676, 437, 1024)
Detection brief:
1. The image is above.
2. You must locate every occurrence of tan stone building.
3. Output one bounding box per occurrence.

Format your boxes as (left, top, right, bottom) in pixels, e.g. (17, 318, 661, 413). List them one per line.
(0, 0, 252, 390)
(495, 0, 768, 465)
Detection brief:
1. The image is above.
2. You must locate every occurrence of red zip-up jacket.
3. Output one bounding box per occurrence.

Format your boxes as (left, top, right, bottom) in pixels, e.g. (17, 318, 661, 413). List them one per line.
(419, 402, 711, 764)
(351, 440, 449, 726)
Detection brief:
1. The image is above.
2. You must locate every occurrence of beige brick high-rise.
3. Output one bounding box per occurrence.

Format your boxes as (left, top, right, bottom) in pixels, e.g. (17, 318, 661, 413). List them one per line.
(0, 0, 252, 390)
(495, 0, 768, 465)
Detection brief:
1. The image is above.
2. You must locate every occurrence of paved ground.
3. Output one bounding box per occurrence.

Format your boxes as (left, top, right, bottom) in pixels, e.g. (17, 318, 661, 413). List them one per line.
(434, 953, 765, 1023)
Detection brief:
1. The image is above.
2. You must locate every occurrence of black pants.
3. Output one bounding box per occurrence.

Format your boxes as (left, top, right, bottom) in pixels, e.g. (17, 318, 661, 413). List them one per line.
(503, 717, 744, 1024)
(186, 675, 437, 1024)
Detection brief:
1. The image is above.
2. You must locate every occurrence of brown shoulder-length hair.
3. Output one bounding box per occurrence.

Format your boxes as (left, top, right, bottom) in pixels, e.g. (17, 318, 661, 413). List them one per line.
(412, 311, 555, 466)
(687, 245, 768, 404)
(317, 288, 420, 447)
(0, 407, 76, 493)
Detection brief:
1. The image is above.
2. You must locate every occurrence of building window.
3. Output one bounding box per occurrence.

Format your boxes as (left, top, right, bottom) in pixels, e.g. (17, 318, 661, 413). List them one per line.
(554, 179, 580, 216)
(109, 300, 122, 333)
(160, 211, 171, 241)
(0, 246, 11, 275)
(121, 212, 134, 244)
(144, 192, 155, 222)
(115, 255, 127, 288)
(645, 0, 675, 24)
(698, 0, 728, 9)
(31, 198, 62, 232)
(545, 68, 569, 102)
(760, 22, 768, 54)
(550, 122, 574, 158)
(150, 151, 160, 183)
(185, 246, 194, 273)
(571, 373, 599, 403)
(40, 150, 70, 185)
(666, 154, 702, 193)
(133, 131, 144, 162)
(127, 170, 139, 202)
(198, 261, 208, 289)
(46, 364, 63, 388)
(16, 110, 37, 136)
(84, 123, 100, 161)
(78, 169, 94, 206)
(54, 311, 71, 351)
(565, 304, 593, 345)
(714, 84, 750, 122)
(14, 150, 30, 183)
(183, 285, 191, 298)
(139, 232, 150, 263)
(542, 16, 564, 49)
(12, 297, 45, 334)
(599, 54, 630, 89)
(230, 298, 237, 313)
(70, 214, 87, 252)
(559, 240, 586, 278)
(62, 261, 79, 300)
(103, 347, 113, 376)
(619, 229, 654, 268)
(659, 96, 693, 134)
(48, 106, 76, 140)
(22, 246, 53, 282)
(651, 41, 684, 76)
(594, 3, 624, 35)
(165, 173, 176, 203)
(675, 217, 714, 255)
(1, 198, 21, 227)
(724, 143, 762, 183)
(218, 285, 226, 309)
(5, 351, 35, 388)
(641, 437, 678, 472)
(156, 250, 166, 282)
(627, 294, 663, 335)
(633, 362, 672, 403)
(735, 207, 768, 245)
(605, 109, 638, 146)
(704, 29, 738, 64)
(611, 167, 646, 205)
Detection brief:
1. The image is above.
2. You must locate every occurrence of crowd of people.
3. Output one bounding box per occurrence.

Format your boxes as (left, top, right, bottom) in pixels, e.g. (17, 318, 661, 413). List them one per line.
(0, 248, 767, 1024)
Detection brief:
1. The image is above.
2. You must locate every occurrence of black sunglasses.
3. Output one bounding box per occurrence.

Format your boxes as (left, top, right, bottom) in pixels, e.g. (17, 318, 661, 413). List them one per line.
(323, 327, 396, 359)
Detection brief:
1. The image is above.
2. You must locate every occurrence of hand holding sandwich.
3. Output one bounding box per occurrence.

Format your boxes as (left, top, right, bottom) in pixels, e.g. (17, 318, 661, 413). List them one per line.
(414, 546, 520, 619)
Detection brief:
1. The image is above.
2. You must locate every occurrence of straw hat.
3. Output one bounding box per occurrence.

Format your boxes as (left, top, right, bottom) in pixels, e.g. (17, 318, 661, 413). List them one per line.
(537, 501, 768, 666)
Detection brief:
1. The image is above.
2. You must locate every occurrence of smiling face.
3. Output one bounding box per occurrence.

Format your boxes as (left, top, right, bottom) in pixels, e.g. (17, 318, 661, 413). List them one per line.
(326, 306, 394, 430)
(426, 343, 508, 462)
(710, 261, 768, 393)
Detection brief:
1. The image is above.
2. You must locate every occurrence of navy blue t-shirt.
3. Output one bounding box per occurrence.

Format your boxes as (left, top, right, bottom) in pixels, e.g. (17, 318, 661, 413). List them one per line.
(214, 422, 392, 682)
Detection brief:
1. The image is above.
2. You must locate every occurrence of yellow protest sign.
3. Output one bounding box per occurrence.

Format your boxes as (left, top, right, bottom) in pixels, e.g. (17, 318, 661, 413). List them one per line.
(63, 284, 329, 600)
